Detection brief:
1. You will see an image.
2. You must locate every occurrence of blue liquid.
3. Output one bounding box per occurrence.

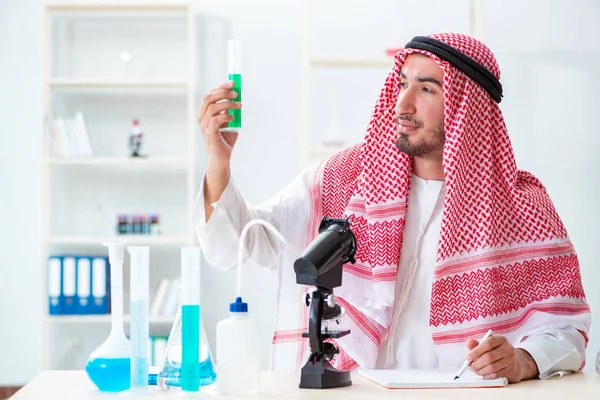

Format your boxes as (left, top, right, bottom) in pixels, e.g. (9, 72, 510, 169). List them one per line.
(198, 356, 217, 386)
(131, 300, 149, 390)
(182, 305, 200, 391)
(159, 356, 217, 389)
(85, 358, 131, 392)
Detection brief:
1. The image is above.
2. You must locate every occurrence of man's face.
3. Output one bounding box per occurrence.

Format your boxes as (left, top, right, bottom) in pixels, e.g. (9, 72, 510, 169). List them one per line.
(395, 54, 445, 159)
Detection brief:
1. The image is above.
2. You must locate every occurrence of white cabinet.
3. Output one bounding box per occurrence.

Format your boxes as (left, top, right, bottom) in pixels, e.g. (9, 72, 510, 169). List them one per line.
(41, 2, 199, 370)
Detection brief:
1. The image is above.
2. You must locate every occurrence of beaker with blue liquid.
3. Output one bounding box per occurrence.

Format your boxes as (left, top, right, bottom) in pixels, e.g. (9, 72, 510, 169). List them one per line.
(85, 242, 132, 392)
(158, 247, 216, 391)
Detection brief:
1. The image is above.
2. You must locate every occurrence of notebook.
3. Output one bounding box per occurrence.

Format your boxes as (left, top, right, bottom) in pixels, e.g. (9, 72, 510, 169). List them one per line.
(358, 368, 508, 389)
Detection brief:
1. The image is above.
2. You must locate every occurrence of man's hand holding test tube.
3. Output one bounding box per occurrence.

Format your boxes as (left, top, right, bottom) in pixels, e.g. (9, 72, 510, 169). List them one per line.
(198, 40, 243, 223)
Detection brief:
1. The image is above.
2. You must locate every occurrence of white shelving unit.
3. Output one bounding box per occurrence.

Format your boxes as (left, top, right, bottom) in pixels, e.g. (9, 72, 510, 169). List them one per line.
(49, 79, 189, 88)
(41, 2, 199, 370)
(300, 0, 485, 164)
(299, 1, 396, 164)
(45, 156, 189, 167)
(48, 315, 175, 325)
(310, 57, 394, 69)
(46, 236, 191, 246)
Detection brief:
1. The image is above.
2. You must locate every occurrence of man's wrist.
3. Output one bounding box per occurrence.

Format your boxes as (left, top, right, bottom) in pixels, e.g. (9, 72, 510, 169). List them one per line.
(204, 162, 231, 216)
(206, 159, 230, 176)
(206, 162, 230, 186)
(516, 348, 539, 380)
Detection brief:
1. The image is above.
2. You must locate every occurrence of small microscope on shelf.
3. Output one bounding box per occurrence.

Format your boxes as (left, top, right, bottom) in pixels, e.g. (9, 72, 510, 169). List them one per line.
(293, 217, 357, 389)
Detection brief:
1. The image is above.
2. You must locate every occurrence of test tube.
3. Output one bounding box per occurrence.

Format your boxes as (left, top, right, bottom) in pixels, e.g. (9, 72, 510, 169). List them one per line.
(181, 247, 201, 391)
(222, 39, 242, 132)
(128, 246, 149, 392)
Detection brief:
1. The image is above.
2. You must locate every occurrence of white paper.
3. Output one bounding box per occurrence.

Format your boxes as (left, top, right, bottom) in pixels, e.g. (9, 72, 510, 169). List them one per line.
(358, 368, 508, 389)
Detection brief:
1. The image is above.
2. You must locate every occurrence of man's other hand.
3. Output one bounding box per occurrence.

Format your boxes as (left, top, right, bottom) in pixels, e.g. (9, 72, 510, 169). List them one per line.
(466, 333, 539, 383)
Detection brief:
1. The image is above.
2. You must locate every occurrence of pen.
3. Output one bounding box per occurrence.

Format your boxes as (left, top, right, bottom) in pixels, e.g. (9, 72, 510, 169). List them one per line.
(454, 329, 494, 380)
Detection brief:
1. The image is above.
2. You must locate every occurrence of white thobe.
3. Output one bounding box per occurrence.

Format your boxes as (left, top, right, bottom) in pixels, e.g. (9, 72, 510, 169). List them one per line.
(193, 165, 586, 378)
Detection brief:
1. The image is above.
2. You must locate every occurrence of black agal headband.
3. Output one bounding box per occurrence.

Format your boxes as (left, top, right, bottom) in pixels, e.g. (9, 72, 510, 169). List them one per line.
(404, 36, 503, 103)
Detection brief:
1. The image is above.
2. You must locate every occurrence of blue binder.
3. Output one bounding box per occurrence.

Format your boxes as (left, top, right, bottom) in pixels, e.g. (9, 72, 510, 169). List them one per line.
(91, 256, 109, 314)
(48, 256, 63, 315)
(76, 256, 92, 314)
(62, 256, 77, 315)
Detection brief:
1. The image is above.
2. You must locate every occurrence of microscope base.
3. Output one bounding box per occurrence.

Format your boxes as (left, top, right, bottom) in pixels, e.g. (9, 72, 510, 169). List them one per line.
(299, 358, 352, 389)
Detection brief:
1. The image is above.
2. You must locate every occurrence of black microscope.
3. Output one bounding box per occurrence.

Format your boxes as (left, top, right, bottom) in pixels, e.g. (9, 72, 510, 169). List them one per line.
(293, 217, 357, 389)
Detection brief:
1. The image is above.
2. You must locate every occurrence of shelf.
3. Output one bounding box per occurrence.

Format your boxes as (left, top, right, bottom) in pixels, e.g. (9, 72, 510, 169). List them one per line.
(309, 146, 346, 157)
(48, 315, 176, 324)
(41, 0, 198, 372)
(47, 236, 191, 246)
(45, 2, 191, 13)
(48, 79, 189, 88)
(45, 157, 189, 168)
(310, 57, 394, 68)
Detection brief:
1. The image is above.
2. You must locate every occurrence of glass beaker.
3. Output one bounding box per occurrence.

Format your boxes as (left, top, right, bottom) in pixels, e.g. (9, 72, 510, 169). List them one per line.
(158, 247, 216, 390)
(158, 306, 216, 389)
(85, 242, 132, 392)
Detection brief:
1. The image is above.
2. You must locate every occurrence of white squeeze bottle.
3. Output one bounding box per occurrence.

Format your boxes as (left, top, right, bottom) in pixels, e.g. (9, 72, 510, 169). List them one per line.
(215, 219, 286, 395)
(216, 296, 260, 395)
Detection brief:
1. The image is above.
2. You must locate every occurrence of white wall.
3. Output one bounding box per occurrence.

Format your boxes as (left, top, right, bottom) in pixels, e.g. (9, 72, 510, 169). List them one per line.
(1, 0, 599, 385)
(0, 0, 43, 385)
(484, 0, 600, 371)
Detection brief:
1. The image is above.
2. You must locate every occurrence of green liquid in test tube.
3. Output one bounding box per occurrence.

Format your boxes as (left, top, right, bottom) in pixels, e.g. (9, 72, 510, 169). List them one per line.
(227, 40, 242, 130)
(228, 73, 242, 128)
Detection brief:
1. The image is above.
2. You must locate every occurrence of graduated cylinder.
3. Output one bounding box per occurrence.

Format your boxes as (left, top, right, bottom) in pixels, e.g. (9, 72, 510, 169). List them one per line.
(128, 246, 149, 392)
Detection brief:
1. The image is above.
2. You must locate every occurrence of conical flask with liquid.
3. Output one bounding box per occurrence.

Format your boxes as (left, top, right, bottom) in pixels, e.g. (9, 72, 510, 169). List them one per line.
(85, 242, 132, 392)
(158, 247, 216, 390)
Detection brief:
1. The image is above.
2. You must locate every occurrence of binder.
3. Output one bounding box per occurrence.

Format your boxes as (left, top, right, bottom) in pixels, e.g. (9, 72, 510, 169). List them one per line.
(62, 256, 77, 315)
(91, 256, 109, 314)
(48, 256, 63, 315)
(76, 257, 92, 314)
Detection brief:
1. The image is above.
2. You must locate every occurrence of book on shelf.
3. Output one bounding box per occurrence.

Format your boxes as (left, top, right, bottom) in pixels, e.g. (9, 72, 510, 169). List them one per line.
(150, 277, 171, 315)
(74, 111, 94, 156)
(150, 277, 181, 316)
(45, 111, 94, 157)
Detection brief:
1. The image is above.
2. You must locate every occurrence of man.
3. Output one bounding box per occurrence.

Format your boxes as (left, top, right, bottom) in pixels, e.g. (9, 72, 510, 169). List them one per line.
(193, 33, 590, 382)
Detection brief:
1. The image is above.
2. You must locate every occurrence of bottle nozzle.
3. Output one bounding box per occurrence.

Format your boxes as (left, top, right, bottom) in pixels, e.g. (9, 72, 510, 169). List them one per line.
(230, 296, 248, 313)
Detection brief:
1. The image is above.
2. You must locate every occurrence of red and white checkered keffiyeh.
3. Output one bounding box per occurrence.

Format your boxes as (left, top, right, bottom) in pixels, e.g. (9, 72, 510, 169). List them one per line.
(275, 33, 590, 371)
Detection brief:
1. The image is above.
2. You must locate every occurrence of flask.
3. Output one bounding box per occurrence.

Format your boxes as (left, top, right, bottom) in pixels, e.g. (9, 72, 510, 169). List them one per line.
(85, 242, 131, 392)
(158, 247, 216, 390)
